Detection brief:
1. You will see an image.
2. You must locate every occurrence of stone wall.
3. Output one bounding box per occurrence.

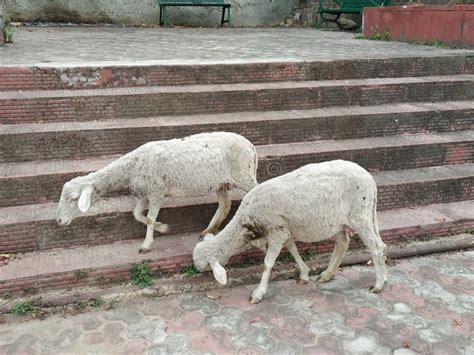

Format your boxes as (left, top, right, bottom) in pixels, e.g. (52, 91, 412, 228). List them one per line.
(3, 0, 300, 27)
(0, 3, 4, 45)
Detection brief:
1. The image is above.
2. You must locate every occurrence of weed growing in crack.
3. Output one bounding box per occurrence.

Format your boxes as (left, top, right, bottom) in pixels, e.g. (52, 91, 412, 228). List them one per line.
(130, 260, 153, 288)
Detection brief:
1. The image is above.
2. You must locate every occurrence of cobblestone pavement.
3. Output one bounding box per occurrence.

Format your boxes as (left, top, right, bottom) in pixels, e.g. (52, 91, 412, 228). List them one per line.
(1, 251, 473, 354)
(1, 27, 473, 66)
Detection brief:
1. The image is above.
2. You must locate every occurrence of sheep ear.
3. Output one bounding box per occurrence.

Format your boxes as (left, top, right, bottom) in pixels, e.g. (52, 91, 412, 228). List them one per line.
(211, 261, 227, 285)
(78, 187, 93, 213)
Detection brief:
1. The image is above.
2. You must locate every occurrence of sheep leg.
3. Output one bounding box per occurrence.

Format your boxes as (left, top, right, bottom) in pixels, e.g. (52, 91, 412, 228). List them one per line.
(354, 223, 387, 292)
(251, 232, 288, 304)
(200, 187, 231, 238)
(133, 198, 148, 225)
(318, 230, 350, 283)
(138, 202, 162, 254)
(133, 198, 169, 233)
(285, 240, 310, 284)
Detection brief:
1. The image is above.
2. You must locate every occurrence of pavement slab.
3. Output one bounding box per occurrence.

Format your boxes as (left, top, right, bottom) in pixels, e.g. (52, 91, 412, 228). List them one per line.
(1, 28, 473, 67)
(1, 251, 473, 354)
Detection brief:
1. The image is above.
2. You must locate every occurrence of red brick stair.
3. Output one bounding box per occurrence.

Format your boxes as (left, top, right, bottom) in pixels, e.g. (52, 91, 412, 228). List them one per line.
(2, 101, 473, 162)
(1, 131, 473, 207)
(1, 164, 472, 254)
(1, 75, 473, 124)
(1, 56, 473, 294)
(1, 56, 472, 91)
(0, 201, 472, 294)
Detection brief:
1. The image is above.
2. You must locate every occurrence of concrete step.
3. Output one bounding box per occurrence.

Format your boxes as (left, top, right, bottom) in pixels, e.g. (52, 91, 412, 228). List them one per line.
(1, 56, 472, 91)
(2, 101, 473, 163)
(1, 200, 472, 294)
(1, 164, 473, 253)
(1, 75, 473, 124)
(1, 131, 472, 207)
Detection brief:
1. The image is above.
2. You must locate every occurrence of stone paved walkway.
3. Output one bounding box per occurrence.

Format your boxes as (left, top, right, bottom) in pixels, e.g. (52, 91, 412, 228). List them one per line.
(1, 27, 473, 66)
(1, 251, 473, 354)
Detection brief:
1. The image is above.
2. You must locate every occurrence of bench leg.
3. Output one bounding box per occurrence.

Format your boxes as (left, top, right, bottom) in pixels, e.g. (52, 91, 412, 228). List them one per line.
(163, 6, 168, 27)
(221, 6, 231, 27)
(159, 6, 163, 26)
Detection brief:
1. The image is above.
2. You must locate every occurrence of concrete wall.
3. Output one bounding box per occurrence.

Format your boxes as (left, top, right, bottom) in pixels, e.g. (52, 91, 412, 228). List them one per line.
(3, 0, 300, 26)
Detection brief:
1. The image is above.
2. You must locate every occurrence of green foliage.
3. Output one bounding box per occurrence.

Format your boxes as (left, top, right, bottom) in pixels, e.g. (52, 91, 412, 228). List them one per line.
(279, 254, 295, 263)
(11, 301, 35, 315)
(354, 34, 366, 40)
(22, 287, 38, 296)
(301, 250, 316, 261)
(75, 270, 88, 280)
(1, 291, 12, 299)
(182, 264, 199, 277)
(368, 28, 391, 41)
(428, 39, 448, 48)
(370, 29, 382, 41)
(91, 297, 105, 307)
(2, 15, 13, 44)
(130, 260, 153, 288)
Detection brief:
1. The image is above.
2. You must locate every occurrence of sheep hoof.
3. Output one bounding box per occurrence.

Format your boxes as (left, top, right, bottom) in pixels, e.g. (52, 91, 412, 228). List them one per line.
(370, 285, 383, 293)
(297, 278, 309, 284)
(250, 296, 262, 304)
(138, 247, 150, 254)
(317, 272, 334, 283)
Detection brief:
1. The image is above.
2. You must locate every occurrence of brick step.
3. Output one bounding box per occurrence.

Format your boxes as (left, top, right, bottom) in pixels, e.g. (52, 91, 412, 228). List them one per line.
(1, 131, 472, 207)
(1, 75, 473, 124)
(2, 100, 473, 163)
(1, 56, 472, 91)
(1, 164, 473, 253)
(1, 200, 472, 294)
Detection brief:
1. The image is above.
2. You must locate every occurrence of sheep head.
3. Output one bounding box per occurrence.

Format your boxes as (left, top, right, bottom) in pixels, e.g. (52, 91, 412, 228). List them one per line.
(193, 233, 228, 285)
(56, 178, 94, 226)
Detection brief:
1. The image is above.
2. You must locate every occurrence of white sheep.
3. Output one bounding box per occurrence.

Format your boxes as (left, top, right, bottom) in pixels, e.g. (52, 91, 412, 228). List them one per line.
(193, 160, 387, 304)
(56, 132, 258, 253)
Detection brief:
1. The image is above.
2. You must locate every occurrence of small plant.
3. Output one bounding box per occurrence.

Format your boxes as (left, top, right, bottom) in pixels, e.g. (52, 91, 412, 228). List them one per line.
(382, 29, 391, 41)
(370, 29, 382, 41)
(354, 34, 366, 40)
(22, 287, 38, 296)
(75, 270, 88, 280)
(104, 297, 120, 310)
(2, 15, 13, 44)
(91, 297, 105, 307)
(279, 254, 295, 263)
(11, 301, 35, 315)
(182, 264, 199, 278)
(130, 260, 153, 288)
(301, 250, 316, 261)
(1, 291, 12, 299)
(417, 234, 434, 242)
(429, 40, 448, 48)
(74, 301, 88, 312)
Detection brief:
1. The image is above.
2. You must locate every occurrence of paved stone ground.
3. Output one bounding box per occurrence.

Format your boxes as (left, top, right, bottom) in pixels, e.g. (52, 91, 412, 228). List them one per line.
(1, 251, 473, 354)
(1, 27, 473, 66)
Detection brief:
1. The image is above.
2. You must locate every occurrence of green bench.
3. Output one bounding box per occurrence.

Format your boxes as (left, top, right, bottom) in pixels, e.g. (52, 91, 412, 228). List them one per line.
(158, 0, 231, 27)
(316, 0, 391, 29)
